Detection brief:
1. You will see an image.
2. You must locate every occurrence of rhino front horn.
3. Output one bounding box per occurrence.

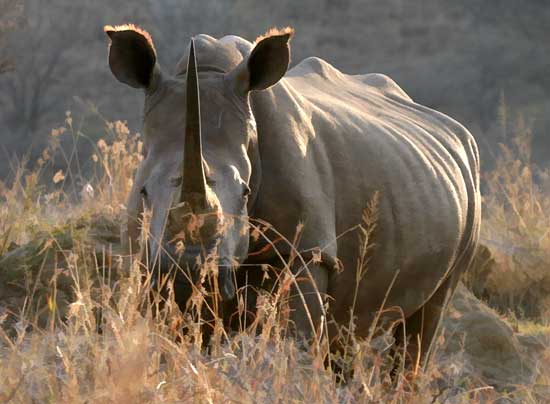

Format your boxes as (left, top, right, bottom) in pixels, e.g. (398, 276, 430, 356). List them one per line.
(181, 38, 207, 206)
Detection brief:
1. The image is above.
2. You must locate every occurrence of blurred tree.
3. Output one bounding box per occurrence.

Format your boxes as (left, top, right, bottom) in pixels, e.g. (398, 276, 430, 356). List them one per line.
(0, 0, 23, 74)
(0, 0, 149, 173)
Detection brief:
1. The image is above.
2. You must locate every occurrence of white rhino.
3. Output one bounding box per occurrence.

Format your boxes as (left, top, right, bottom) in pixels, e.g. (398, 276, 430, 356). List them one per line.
(105, 24, 480, 370)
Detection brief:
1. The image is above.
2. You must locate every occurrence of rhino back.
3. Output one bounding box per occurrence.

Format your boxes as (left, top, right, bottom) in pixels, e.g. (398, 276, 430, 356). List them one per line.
(251, 56, 480, 325)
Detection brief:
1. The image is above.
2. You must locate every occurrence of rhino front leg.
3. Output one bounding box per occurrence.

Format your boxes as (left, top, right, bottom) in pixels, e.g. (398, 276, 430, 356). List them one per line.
(286, 262, 329, 341)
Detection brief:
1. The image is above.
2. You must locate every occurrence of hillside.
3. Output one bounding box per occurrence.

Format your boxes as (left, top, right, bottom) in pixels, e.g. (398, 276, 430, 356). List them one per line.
(1, 0, 550, 178)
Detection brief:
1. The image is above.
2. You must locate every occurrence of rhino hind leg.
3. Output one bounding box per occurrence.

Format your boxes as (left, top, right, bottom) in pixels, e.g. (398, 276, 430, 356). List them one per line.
(394, 268, 461, 375)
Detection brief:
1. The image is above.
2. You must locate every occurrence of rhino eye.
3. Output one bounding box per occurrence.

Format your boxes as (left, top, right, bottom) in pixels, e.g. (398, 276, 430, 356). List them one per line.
(242, 185, 251, 198)
(140, 186, 148, 198)
(170, 176, 182, 187)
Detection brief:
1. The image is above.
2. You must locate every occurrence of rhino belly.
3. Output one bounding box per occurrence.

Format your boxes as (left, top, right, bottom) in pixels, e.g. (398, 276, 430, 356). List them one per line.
(329, 148, 468, 333)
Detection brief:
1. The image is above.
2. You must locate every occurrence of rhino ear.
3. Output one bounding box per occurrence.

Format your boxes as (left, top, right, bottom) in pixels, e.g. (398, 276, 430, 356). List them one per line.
(104, 25, 157, 89)
(230, 27, 293, 94)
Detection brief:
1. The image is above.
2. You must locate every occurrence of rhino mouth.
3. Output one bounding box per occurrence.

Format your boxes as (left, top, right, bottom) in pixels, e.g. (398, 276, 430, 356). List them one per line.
(148, 242, 236, 302)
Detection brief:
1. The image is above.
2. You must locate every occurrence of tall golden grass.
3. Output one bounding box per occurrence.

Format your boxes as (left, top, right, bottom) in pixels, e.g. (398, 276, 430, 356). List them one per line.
(0, 112, 548, 402)
(465, 113, 550, 320)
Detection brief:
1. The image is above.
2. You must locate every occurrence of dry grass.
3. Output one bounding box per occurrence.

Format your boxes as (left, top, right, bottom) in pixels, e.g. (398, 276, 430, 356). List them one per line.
(0, 112, 548, 402)
(464, 111, 550, 320)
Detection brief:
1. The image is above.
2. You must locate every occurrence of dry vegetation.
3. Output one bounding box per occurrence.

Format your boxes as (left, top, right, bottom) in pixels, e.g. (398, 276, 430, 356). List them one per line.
(0, 111, 549, 403)
(465, 108, 550, 321)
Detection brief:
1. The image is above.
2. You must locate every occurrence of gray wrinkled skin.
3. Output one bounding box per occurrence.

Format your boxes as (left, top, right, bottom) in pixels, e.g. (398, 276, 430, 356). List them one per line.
(106, 26, 481, 368)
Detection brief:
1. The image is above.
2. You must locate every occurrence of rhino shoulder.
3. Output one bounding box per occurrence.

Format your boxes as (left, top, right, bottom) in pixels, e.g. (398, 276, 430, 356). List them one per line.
(354, 73, 413, 102)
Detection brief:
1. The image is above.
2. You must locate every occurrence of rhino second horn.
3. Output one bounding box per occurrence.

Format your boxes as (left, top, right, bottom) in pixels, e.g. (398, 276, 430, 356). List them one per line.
(181, 38, 208, 206)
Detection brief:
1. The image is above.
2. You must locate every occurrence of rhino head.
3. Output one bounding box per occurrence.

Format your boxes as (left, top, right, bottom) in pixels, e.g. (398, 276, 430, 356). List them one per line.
(104, 25, 292, 304)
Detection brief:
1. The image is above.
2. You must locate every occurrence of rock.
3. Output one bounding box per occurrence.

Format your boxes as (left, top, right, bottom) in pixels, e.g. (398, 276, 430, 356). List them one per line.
(440, 283, 546, 389)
